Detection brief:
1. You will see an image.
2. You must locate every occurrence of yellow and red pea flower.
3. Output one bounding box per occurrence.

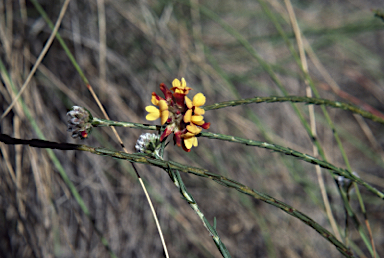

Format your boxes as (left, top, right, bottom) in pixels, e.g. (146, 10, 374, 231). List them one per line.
(145, 78, 210, 152)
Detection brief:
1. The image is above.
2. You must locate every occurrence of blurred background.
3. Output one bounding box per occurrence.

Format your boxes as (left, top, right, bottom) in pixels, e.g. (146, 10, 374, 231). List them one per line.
(1, 0, 384, 257)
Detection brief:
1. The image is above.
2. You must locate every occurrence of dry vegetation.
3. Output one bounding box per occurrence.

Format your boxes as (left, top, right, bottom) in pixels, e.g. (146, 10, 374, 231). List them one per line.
(1, 0, 384, 257)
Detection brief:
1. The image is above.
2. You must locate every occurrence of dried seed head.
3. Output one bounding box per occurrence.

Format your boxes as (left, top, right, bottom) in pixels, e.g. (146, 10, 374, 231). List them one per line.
(67, 106, 93, 139)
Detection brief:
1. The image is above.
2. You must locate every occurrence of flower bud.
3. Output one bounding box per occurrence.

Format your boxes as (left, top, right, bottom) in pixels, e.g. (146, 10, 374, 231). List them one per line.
(135, 133, 161, 155)
(66, 106, 93, 139)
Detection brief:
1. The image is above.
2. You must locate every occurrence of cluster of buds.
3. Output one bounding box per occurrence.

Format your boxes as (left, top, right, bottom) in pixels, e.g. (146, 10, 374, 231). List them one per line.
(145, 78, 210, 151)
(66, 106, 93, 139)
(135, 133, 161, 156)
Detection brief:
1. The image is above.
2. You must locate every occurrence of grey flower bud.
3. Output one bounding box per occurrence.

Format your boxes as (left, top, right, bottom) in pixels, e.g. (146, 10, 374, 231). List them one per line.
(67, 106, 93, 139)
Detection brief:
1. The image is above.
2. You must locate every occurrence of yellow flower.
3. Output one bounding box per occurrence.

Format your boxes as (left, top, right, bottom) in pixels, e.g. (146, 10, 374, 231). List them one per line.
(183, 132, 198, 149)
(186, 124, 202, 135)
(145, 99, 169, 125)
(171, 78, 192, 95)
(145, 105, 160, 121)
(185, 93, 205, 115)
(184, 109, 205, 126)
(181, 124, 202, 150)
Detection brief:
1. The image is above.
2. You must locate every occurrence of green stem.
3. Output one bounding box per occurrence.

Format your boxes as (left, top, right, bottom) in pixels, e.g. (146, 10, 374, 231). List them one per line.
(162, 160, 231, 257)
(200, 131, 384, 200)
(154, 141, 231, 257)
(203, 96, 384, 124)
(0, 134, 356, 257)
(74, 145, 353, 258)
(257, 0, 376, 252)
(89, 117, 384, 200)
(92, 118, 160, 130)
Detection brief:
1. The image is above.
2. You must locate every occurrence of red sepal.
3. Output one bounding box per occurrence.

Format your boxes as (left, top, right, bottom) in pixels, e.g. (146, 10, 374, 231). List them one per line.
(173, 131, 182, 147)
(160, 126, 173, 142)
(201, 122, 211, 130)
(173, 93, 185, 107)
(152, 92, 163, 101)
(181, 141, 191, 152)
(160, 83, 173, 101)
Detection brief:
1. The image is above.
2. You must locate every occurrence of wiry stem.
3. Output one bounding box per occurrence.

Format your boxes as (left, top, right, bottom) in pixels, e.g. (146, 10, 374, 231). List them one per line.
(88, 118, 384, 200)
(0, 133, 355, 257)
(73, 145, 355, 258)
(203, 96, 384, 125)
(0, 133, 354, 257)
(159, 155, 231, 257)
(78, 146, 358, 258)
(200, 131, 384, 200)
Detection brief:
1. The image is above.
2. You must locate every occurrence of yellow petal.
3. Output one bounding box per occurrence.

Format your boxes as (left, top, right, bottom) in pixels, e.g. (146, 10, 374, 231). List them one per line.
(172, 78, 181, 88)
(160, 110, 169, 125)
(183, 132, 195, 137)
(192, 93, 206, 107)
(146, 113, 158, 120)
(194, 107, 205, 115)
(192, 137, 198, 147)
(184, 135, 198, 149)
(185, 96, 193, 109)
(187, 124, 202, 134)
(158, 100, 168, 111)
(184, 137, 193, 149)
(191, 115, 203, 123)
(193, 119, 205, 126)
(181, 78, 187, 88)
(146, 105, 159, 113)
(184, 109, 192, 123)
(151, 95, 159, 105)
(145, 106, 160, 120)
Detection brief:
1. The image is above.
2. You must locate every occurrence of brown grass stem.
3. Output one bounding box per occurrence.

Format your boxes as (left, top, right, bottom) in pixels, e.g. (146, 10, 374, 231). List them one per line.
(1, 0, 72, 121)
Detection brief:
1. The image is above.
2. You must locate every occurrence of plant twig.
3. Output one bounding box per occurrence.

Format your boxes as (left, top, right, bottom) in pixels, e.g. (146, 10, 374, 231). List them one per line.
(85, 117, 384, 200)
(203, 96, 384, 124)
(0, 133, 354, 258)
(156, 151, 231, 258)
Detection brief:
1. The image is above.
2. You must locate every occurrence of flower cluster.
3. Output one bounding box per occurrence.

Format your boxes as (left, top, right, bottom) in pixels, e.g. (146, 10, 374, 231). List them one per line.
(145, 78, 210, 151)
(67, 106, 93, 139)
(135, 133, 161, 155)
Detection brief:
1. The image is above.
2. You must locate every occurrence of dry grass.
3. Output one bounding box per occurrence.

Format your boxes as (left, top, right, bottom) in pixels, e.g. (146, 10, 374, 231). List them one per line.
(1, 0, 384, 257)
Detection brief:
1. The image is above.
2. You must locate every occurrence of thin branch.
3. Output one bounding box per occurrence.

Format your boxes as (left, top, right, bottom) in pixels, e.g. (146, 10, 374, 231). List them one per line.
(203, 96, 384, 125)
(85, 117, 384, 200)
(0, 133, 353, 258)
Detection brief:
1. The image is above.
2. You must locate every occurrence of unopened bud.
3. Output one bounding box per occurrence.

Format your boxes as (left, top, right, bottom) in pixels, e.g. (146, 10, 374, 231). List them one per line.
(66, 106, 93, 139)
